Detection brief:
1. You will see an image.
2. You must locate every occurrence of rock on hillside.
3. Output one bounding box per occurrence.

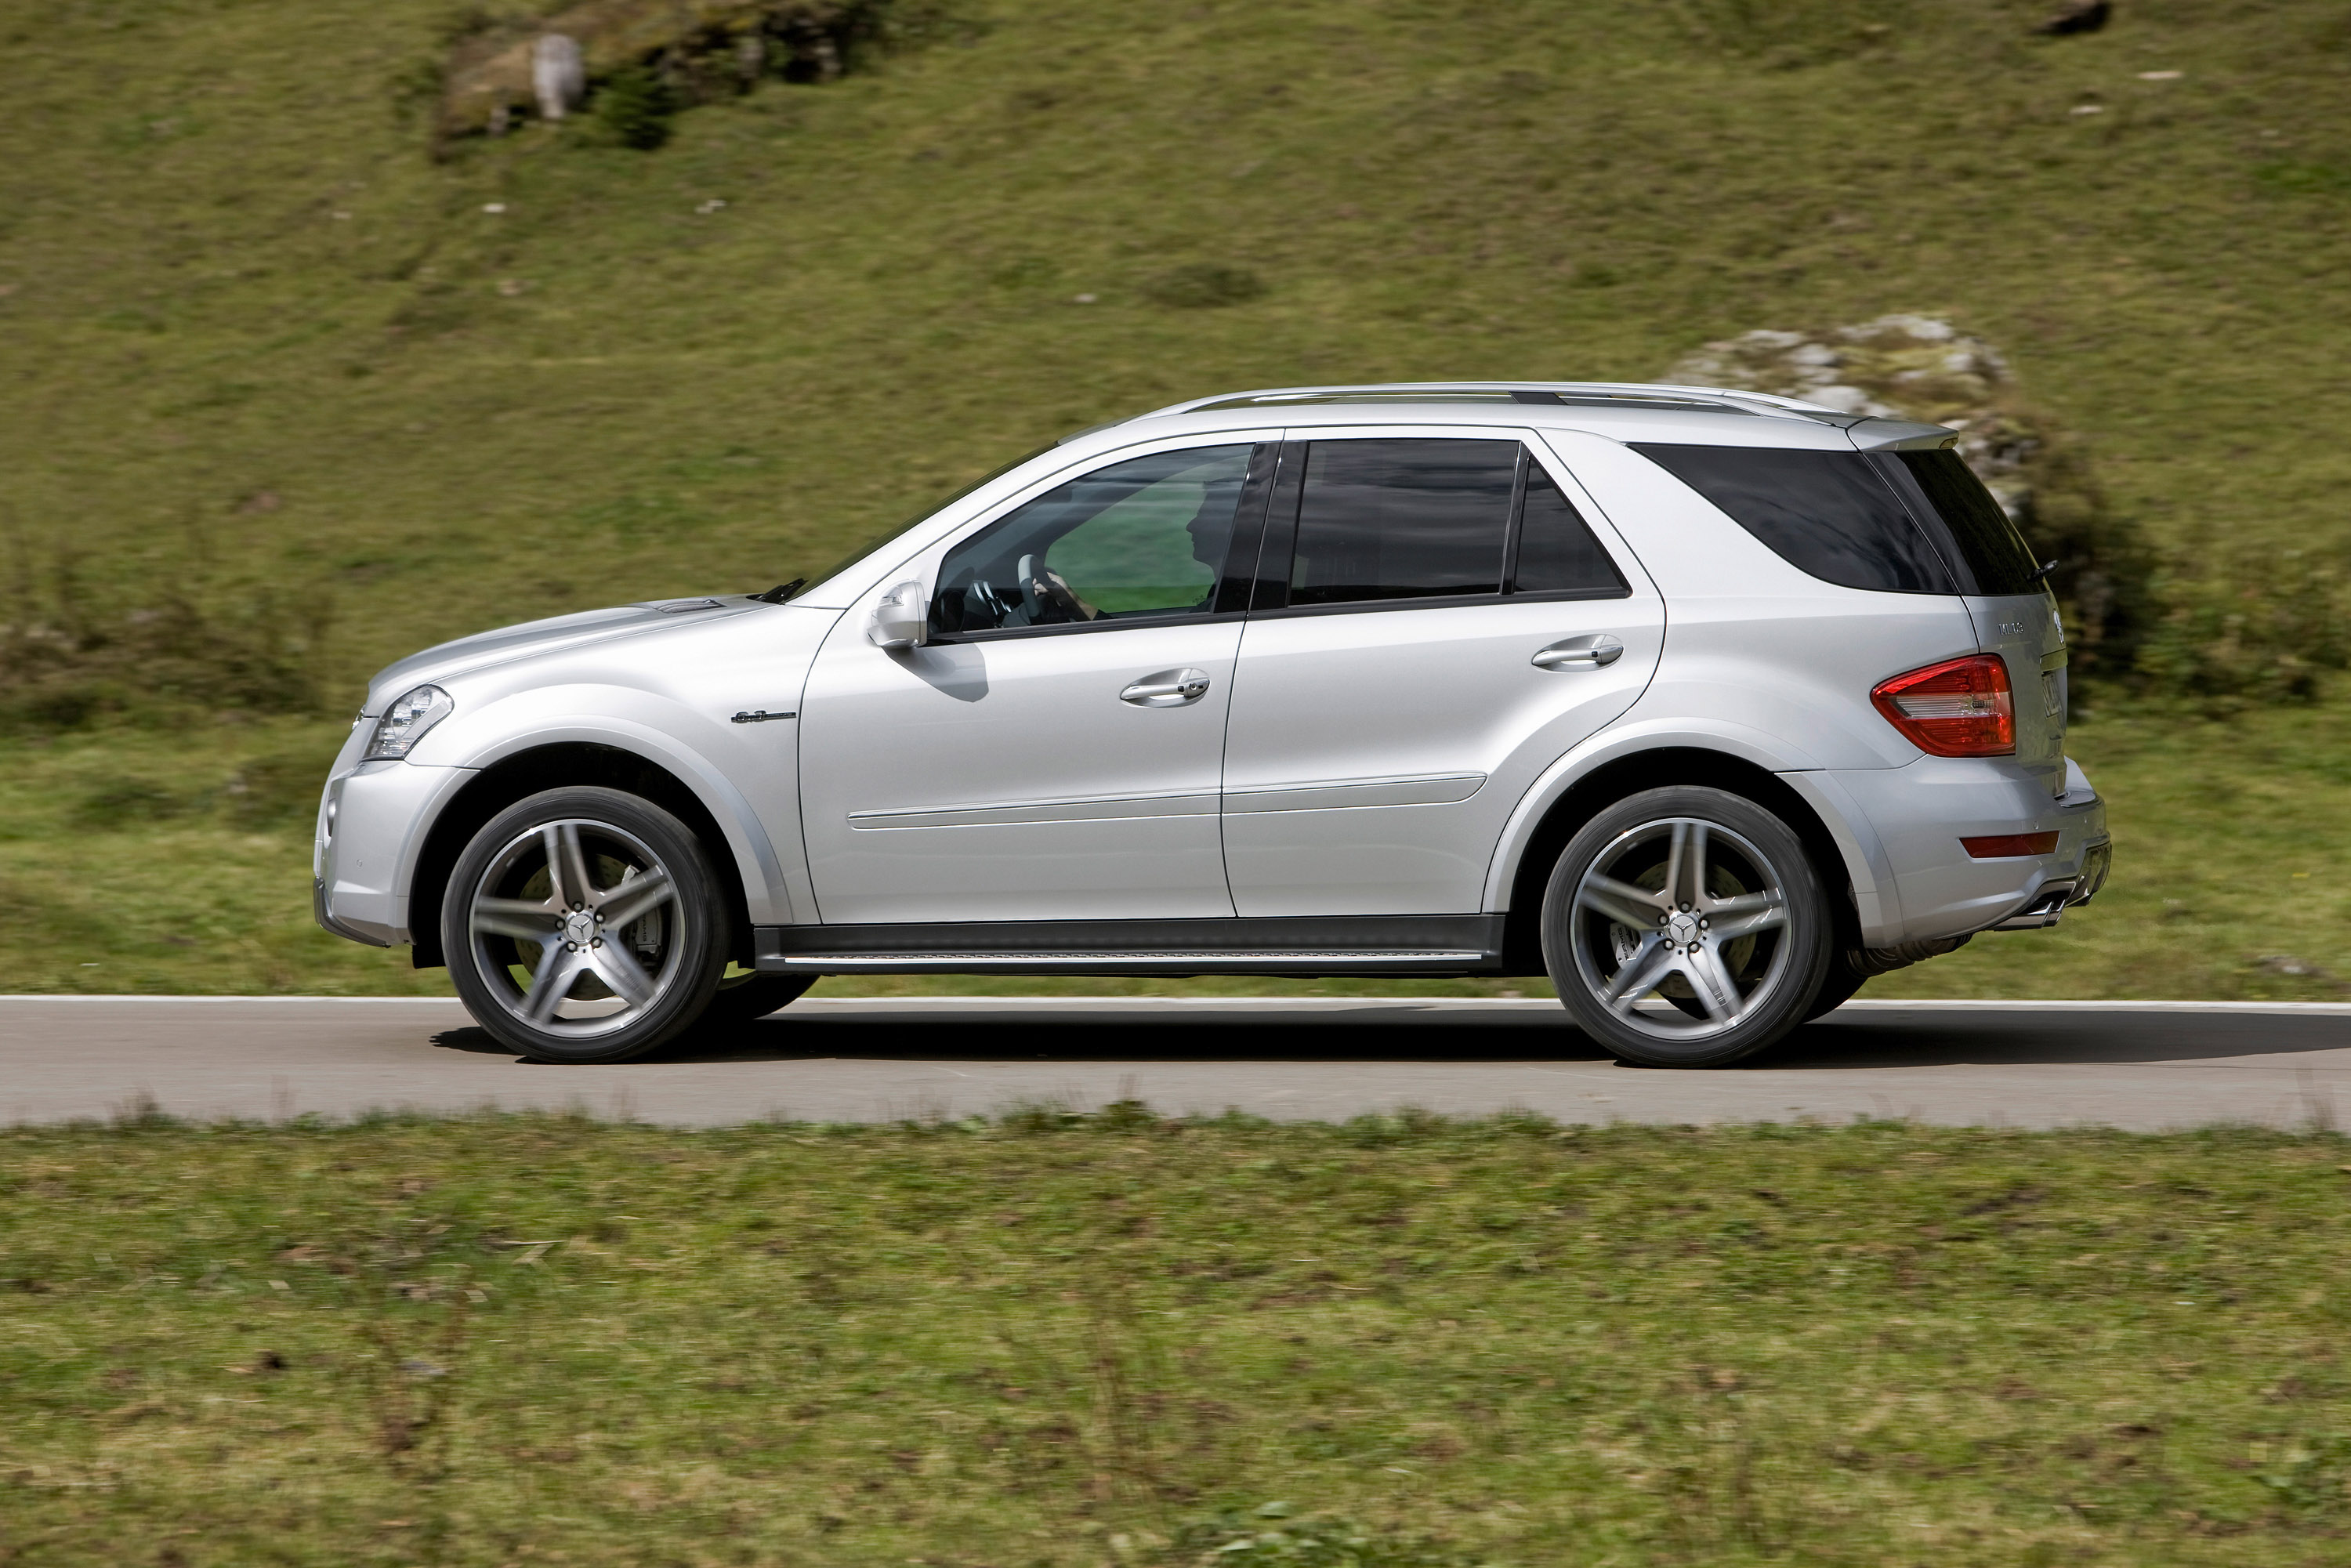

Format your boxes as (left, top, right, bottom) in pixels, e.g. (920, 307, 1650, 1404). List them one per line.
(438, 0, 897, 140)
(1668, 314, 2037, 512)
(1666, 316, 2152, 677)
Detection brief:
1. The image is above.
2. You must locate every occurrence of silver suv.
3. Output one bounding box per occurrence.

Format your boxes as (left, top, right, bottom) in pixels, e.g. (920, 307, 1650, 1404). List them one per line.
(316, 382, 2110, 1066)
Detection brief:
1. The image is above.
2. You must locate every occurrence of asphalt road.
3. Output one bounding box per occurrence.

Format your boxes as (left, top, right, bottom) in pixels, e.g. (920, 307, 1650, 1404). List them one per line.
(2, 996, 2348, 1131)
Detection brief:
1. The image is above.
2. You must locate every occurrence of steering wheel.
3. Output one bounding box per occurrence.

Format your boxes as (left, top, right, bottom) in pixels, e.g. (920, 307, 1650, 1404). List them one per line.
(1016, 552, 1103, 625)
(1017, 553, 1045, 621)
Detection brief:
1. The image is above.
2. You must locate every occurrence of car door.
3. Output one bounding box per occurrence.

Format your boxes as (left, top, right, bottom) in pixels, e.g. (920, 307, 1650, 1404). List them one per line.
(1219, 429, 1665, 916)
(797, 440, 1271, 925)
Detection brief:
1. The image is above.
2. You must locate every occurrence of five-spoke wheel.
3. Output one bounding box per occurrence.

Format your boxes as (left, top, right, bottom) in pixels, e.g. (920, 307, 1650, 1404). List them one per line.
(1543, 786, 1833, 1066)
(444, 787, 734, 1062)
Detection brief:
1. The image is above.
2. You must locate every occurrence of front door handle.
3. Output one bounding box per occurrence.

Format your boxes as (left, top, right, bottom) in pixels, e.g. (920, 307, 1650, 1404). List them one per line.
(1120, 668, 1212, 707)
(1532, 634, 1625, 672)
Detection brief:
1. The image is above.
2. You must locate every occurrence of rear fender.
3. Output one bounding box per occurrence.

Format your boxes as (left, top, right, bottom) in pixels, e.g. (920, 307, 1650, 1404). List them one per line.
(1482, 720, 1904, 951)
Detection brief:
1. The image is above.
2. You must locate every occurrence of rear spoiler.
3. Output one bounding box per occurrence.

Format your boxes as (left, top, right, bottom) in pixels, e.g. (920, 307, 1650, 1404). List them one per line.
(1847, 418, 1959, 451)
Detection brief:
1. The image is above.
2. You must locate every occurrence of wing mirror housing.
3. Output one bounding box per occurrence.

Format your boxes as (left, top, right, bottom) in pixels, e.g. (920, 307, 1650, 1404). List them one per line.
(866, 581, 929, 649)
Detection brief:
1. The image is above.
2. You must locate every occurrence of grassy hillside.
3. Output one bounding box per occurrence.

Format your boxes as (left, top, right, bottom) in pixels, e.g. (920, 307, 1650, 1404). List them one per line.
(13, 1111, 2351, 1565)
(3, 0, 2349, 997)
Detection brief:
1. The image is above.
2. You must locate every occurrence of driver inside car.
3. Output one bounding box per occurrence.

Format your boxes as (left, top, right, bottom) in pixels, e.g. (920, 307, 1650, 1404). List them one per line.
(1028, 490, 1230, 624)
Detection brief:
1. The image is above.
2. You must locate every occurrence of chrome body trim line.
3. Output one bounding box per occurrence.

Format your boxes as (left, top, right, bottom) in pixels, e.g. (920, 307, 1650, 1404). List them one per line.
(1221, 772, 1487, 814)
(846, 791, 1218, 831)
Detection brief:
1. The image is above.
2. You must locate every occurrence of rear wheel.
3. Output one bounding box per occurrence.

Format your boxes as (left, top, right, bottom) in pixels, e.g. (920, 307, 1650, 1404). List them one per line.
(1541, 786, 1833, 1068)
(444, 786, 731, 1063)
(1803, 955, 1870, 1021)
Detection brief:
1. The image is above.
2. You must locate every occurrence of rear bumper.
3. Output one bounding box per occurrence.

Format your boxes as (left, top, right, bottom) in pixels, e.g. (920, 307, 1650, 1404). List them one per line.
(1987, 832, 2112, 929)
(1822, 755, 2110, 943)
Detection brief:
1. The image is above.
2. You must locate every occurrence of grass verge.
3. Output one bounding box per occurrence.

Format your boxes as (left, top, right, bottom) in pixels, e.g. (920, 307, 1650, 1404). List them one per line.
(2, 695, 2346, 999)
(5, 1109, 2351, 1564)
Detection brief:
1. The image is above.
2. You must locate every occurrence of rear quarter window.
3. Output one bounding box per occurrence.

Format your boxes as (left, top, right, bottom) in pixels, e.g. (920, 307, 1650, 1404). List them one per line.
(1871, 449, 2044, 596)
(1630, 444, 1959, 596)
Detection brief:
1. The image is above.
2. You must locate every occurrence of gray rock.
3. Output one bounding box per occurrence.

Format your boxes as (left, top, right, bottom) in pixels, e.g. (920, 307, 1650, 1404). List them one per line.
(533, 34, 585, 122)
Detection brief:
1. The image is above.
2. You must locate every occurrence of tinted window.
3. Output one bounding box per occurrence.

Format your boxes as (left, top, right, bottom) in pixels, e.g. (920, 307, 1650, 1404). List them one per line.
(1512, 462, 1628, 595)
(1875, 450, 2043, 596)
(1632, 444, 1958, 595)
(932, 445, 1256, 636)
(1289, 439, 1517, 606)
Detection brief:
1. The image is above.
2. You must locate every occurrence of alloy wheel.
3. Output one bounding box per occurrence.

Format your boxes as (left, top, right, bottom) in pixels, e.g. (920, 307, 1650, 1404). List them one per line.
(465, 817, 685, 1038)
(1566, 816, 1794, 1041)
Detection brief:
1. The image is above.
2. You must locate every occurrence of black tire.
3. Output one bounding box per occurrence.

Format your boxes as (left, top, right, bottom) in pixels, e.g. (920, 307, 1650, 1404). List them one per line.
(1803, 954, 1870, 1021)
(694, 970, 816, 1030)
(443, 786, 732, 1063)
(1541, 785, 1834, 1068)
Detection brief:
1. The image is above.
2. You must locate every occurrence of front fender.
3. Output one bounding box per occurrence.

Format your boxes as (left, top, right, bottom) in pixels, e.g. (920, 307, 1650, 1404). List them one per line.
(418, 686, 803, 926)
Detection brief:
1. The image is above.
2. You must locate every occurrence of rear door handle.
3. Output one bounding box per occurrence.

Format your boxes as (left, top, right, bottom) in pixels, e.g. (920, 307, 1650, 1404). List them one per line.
(1120, 667, 1212, 707)
(1531, 634, 1625, 671)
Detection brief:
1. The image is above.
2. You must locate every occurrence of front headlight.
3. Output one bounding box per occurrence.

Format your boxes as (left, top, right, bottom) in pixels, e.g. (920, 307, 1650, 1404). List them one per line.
(364, 684, 455, 761)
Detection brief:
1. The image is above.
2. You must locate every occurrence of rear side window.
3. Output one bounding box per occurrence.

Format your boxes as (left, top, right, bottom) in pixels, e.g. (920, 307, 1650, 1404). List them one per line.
(1289, 439, 1519, 605)
(1873, 450, 2043, 596)
(1271, 439, 1629, 609)
(1632, 444, 1958, 596)
(1512, 462, 1627, 595)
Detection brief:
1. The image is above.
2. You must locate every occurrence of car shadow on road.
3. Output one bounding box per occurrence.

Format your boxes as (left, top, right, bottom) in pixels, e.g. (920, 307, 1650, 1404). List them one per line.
(426, 1003, 2351, 1070)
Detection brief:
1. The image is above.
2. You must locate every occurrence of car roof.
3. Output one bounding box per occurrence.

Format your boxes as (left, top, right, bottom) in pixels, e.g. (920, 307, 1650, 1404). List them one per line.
(1071, 382, 1954, 454)
(1142, 380, 1849, 421)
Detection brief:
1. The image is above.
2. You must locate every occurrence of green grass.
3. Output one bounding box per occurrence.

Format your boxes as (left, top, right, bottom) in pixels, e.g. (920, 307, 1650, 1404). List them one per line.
(3, 0, 2349, 994)
(6, 1109, 2351, 1564)
(5, 697, 2347, 1000)
(8, 0, 2351, 679)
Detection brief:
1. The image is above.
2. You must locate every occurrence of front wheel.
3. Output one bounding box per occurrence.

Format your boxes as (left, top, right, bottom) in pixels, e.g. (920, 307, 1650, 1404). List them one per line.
(1541, 786, 1834, 1068)
(444, 786, 733, 1063)
(695, 969, 816, 1031)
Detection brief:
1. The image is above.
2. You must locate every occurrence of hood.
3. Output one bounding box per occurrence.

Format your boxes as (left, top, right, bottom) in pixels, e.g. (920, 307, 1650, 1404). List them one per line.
(362, 596, 755, 712)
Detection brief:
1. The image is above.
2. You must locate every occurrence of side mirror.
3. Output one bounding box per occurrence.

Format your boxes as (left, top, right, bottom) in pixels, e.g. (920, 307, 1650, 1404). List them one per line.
(866, 581, 929, 649)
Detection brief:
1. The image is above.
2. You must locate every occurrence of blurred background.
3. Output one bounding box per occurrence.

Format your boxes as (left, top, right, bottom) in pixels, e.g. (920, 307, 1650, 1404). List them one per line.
(2, 0, 2345, 1000)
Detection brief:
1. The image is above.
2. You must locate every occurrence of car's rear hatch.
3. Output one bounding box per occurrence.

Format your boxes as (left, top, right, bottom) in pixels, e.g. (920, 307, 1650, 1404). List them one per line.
(1861, 438, 2068, 795)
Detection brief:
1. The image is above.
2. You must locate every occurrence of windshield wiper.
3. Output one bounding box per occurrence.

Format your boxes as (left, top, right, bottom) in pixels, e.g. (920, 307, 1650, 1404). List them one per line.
(751, 579, 806, 605)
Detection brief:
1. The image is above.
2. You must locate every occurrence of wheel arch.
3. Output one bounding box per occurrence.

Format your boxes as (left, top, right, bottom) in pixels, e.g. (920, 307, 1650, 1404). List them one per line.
(408, 742, 759, 970)
(1493, 744, 1866, 975)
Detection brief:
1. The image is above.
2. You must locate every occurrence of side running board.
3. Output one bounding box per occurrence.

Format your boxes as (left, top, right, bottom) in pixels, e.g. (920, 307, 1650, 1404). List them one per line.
(753, 915, 1505, 977)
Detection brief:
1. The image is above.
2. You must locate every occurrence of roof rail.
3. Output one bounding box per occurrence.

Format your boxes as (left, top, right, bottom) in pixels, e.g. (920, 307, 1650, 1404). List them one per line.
(1134, 381, 1857, 422)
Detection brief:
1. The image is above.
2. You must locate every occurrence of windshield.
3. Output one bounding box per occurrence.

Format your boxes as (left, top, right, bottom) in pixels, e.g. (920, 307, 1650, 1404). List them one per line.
(784, 444, 1058, 600)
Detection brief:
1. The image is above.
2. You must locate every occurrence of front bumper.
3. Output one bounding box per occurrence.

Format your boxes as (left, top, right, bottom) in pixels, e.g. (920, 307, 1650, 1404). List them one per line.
(313, 760, 474, 947)
(1827, 755, 2110, 943)
(313, 876, 389, 947)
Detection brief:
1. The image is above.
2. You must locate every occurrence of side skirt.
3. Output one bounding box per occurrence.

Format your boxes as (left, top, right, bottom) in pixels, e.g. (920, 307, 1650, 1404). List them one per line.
(753, 914, 1507, 977)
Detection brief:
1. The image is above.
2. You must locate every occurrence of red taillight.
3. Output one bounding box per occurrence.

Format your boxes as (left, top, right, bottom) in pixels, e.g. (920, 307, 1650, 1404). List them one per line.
(1961, 831, 2059, 859)
(1871, 654, 2014, 757)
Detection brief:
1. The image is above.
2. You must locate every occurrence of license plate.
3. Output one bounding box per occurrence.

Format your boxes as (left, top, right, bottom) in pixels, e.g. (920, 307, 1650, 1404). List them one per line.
(2042, 671, 2063, 720)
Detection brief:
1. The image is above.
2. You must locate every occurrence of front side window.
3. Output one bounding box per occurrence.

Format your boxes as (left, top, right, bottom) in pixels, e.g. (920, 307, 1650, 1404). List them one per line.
(931, 445, 1259, 636)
